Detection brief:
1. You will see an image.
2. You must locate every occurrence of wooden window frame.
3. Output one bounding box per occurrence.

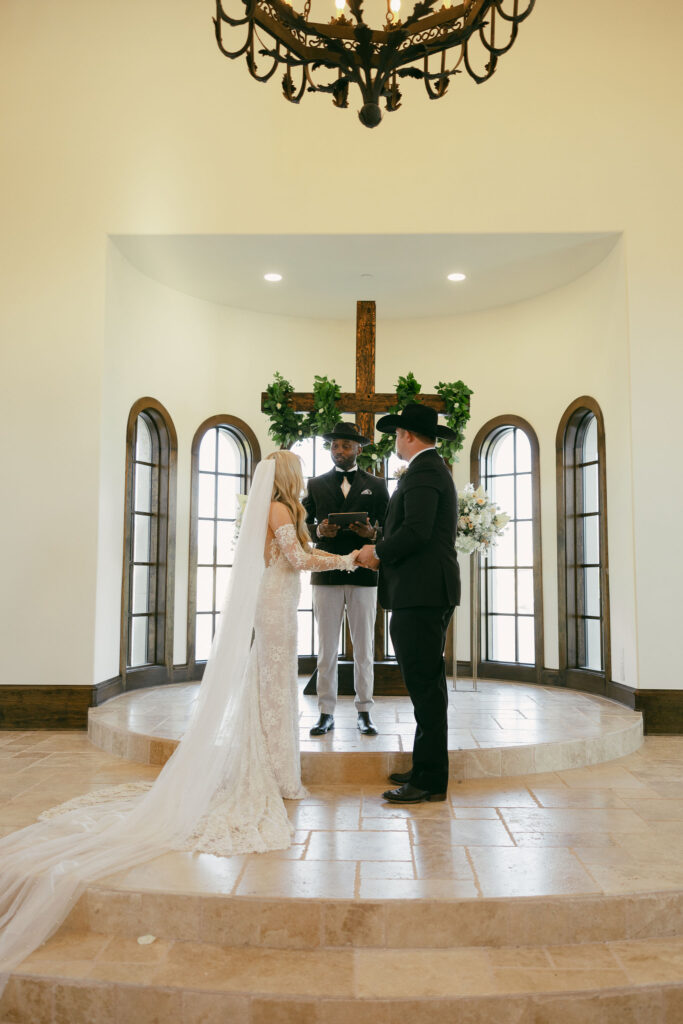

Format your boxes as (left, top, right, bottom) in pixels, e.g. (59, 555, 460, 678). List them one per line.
(187, 415, 260, 675)
(470, 415, 545, 684)
(120, 397, 177, 689)
(556, 397, 611, 693)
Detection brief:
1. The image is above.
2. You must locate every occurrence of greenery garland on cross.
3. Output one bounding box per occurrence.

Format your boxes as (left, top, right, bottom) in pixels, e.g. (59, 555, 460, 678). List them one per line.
(262, 371, 472, 470)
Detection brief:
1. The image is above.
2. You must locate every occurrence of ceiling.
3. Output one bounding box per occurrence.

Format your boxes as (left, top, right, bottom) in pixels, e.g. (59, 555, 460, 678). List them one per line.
(111, 233, 620, 321)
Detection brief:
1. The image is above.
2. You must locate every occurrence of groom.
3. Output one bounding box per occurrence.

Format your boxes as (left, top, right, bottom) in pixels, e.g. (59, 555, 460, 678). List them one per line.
(356, 404, 460, 803)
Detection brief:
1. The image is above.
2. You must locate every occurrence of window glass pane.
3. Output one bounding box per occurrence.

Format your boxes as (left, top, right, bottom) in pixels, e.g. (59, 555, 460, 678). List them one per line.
(515, 430, 532, 473)
(217, 475, 238, 520)
(517, 569, 534, 614)
(583, 415, 598, 463)
(516, 474, 532, 520)
(130, 616, 149, 667)
(314, 436, 335, 476)
(132, 565, 149, 615)
(386, 452, 407, 497)
(300, 574, 313, 612)
(490, 615, 515, 662)
(516, 521, 533, 567)
(489, 569, 515, 614)
(517, 616, 535, 664)
(491, 524, 515, 567)
(216, 520, 234, 565)
(582, 464, 599, 515)
(584, 567, 601, 617)
(215, 567, 231, 610)
(199, 428, 217, 472)
(197, 566, 214, 613)
(583, 514, 600, 565)
(134, 463, 152, 513)
(133, 514, 150, 563)
(490, 430, 514, 476)
(198, 473, 216, 518)
(292, 437, 315, 481)
(197, 520, 214, 565)
(217, 428, 242, 474)
(490, 475, 515, 518)
(584, 617, 602, 671)
(195, 613, 214, 661)
(135, 416, 152, 463)
(297, 610, 314, 655)
(386, 610, 395, 658)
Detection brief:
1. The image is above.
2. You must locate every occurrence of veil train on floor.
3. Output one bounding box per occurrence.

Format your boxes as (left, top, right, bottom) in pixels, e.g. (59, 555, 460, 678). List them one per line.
(0, 459, 290, 990)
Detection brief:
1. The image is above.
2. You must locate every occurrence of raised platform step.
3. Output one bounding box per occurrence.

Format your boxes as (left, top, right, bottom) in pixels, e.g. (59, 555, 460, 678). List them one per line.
(66, 885, 683, 950)
(88, 680, 643, 780)
(3, 930, 683, 1023)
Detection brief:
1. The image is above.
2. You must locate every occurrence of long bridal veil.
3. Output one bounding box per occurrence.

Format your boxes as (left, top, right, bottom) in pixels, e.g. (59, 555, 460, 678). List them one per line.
(0, 458, 290, 988)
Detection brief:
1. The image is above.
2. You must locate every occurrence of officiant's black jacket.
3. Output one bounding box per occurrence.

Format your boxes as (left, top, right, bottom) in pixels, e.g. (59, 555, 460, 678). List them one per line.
(303, 468, 390, 587)
(376, 449, 460, 609)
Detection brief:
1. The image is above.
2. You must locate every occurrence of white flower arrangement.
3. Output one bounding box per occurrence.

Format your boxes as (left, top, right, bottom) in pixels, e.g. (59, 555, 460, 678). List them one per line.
(456, 483, 510, 557)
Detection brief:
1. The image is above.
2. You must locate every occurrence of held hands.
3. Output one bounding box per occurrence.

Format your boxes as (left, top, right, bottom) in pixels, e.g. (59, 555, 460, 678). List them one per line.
(354, 544, 380, 571)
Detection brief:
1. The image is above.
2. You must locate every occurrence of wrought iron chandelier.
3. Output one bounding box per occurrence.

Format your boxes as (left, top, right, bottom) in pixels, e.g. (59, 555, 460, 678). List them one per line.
(214, 0, 535, 127)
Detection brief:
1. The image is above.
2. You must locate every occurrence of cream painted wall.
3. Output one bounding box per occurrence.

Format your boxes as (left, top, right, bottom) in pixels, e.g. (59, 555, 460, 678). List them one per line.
(1, 0, 681, 690)
(97, 241, 635, 687)
(96, 245, 351, 678)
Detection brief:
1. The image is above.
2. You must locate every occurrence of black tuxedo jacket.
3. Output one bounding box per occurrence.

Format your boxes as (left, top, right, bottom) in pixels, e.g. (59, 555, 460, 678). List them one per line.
(303, 467, 390, 587)
(375, 449, 460, 610)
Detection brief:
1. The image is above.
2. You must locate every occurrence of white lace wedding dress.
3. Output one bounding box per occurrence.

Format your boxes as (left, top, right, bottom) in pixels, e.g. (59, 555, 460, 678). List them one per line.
(0, 461, 354, 985)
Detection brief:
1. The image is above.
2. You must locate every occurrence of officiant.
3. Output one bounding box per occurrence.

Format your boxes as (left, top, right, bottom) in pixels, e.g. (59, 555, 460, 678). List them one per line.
(303, 421, 390, 736)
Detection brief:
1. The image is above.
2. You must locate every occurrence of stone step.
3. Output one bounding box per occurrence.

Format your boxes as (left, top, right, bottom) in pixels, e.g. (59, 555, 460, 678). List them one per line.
(87, 684, 643, 779)
(67, 885, 683, 950)
(3, 930, 683, 1023)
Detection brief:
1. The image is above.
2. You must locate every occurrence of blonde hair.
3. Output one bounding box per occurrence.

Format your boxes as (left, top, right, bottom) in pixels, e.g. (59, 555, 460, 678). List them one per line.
(267, 451, 311, 550)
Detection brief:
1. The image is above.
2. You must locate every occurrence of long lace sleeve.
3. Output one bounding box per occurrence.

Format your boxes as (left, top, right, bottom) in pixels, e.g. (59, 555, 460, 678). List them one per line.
(274, 524, 357, 573)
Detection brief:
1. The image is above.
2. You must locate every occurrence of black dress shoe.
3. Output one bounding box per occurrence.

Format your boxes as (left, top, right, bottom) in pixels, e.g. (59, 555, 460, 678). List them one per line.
(310, 713, 334, 736)
(388, 769, 413, 784)
(382, 783, 447, 803)
(357, 712, 378, 736)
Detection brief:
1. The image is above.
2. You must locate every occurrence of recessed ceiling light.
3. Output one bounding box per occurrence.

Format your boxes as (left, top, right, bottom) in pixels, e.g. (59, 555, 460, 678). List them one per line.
(447, 272, 467, 282)
(264, 272, 282, 282)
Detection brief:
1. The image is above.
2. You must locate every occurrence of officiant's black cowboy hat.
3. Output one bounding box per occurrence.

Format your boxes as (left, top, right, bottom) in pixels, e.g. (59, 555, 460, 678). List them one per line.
(376, 403, 457, 440)
(322, 421, 371, 446)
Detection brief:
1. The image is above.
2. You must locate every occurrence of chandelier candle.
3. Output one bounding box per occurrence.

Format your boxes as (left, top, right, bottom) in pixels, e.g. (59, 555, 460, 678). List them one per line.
(214, 0, 537, 127)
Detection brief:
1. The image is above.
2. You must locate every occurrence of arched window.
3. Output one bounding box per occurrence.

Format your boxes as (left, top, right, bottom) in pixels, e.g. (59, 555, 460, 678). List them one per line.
(470, 416, 544, 683)
(188, 416, 260, 670)
(290, 436, 334, 657)
(121, 398, 177, 685)
(556, 398, 610, 688)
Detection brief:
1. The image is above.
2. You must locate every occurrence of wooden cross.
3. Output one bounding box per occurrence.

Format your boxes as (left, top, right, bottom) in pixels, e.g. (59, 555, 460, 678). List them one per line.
(260, 300, 446, 446)
(260, 299, 453, 695)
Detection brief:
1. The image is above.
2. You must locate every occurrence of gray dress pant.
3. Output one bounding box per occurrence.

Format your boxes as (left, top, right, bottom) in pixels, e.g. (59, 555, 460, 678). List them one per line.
(312, 585, 376, 713)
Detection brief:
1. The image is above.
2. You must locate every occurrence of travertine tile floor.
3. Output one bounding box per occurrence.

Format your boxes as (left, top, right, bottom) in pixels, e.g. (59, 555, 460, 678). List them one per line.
(1, 725, 683, 901)
(87, 681, 643, 776)
(3, 725, 683, 1021)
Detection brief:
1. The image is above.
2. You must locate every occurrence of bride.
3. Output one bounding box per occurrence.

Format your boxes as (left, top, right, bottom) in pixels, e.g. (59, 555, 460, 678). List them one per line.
(0, 450, 357, 983)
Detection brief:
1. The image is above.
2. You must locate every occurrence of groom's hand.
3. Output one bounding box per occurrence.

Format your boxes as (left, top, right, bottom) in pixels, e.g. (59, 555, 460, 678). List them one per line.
(356, 544, 380, 570)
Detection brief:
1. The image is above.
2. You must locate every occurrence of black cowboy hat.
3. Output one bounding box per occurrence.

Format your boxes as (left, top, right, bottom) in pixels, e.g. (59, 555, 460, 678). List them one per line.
(322, 421, 371, 446)
(376, 403, 457, 440)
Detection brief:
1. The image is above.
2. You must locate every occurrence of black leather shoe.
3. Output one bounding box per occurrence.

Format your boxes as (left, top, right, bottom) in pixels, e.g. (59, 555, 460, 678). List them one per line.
(382, 783, 447, 803)
(310, 713, 334, 736)
(357, 712, 378, 736)
(388, 769, 413, 784)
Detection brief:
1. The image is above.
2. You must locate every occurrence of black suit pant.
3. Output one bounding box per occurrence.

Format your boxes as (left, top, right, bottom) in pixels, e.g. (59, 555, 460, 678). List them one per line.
(390, 605, 454, 794)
